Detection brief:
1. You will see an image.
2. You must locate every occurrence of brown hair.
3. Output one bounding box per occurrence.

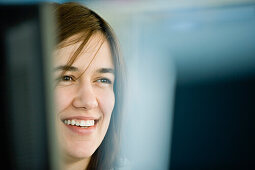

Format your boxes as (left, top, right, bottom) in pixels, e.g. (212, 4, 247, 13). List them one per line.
(54, 2, 125, 170)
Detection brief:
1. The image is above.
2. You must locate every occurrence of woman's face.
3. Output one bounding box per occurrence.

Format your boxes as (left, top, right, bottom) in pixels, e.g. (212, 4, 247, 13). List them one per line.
(54, 33, 115, 160)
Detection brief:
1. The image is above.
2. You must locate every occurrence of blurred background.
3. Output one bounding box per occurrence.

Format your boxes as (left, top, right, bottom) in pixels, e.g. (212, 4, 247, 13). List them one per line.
(1, 0, 255, 169)
(86, 1, 255, 169)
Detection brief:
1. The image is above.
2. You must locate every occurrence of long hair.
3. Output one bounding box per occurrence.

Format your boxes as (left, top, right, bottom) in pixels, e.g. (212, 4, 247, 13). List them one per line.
(54, 2, 125, 169)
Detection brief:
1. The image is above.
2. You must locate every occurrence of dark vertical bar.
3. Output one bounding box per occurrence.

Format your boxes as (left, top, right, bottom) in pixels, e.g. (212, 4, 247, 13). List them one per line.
(0, 4, 50, 170)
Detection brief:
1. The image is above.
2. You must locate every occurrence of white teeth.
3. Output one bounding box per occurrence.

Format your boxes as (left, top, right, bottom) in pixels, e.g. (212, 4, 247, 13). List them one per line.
(80, 120, 86, 126)
(64, 119, 95, 127)
(83, 120, 94, 126)
(71, 120, 75, 125)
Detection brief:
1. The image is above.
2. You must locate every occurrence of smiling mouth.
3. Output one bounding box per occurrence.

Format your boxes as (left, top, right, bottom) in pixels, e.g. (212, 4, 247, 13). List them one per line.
(62, 119, 98, 128)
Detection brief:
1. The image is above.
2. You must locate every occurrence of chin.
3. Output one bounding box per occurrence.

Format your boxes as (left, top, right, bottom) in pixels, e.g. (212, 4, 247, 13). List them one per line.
(74, 141, 99, 158)
(65, 144, 96, 159)
(57, 134, 100, 160)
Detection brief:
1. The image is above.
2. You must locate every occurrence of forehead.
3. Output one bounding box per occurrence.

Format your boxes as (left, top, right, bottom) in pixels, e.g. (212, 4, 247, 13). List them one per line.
(54, 33, 114, 71)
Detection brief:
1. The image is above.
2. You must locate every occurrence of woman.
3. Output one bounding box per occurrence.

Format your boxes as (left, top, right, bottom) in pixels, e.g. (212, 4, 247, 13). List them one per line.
(53, 2, 124, 170)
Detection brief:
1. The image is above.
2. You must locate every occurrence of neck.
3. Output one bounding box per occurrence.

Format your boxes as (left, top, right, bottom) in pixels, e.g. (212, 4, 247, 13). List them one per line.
(61, 155, 91, 170)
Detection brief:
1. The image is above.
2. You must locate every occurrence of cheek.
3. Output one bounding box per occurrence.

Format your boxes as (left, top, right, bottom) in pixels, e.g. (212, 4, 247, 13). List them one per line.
(54, 87, 74, 113)
(97, 89, 115, 118)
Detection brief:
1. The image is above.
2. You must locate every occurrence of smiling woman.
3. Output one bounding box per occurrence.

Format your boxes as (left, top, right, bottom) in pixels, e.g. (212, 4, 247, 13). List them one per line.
(53, 2, 124, 170)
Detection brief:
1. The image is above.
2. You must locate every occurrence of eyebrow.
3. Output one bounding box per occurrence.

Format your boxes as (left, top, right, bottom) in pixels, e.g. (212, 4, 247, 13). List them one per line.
(54, 65, 78, 72)
(96, 68, 115, 74)
(54, 65, 114, 74)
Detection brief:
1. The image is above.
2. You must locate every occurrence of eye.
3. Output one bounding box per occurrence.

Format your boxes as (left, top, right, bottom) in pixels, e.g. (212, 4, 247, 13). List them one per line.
(96, 78, 112, 84)
(56, 75, 76, 85)
(61, 75, 75, 82)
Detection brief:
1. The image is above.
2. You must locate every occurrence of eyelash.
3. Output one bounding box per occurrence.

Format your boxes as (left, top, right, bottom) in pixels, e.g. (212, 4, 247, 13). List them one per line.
(60, 75, 76, 82)
(57, 75, 112, 85)
(96, 78, 112, 84)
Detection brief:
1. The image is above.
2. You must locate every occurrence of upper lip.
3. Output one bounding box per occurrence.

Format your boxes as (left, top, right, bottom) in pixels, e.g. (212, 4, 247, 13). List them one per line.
(61, 116, 100, 121)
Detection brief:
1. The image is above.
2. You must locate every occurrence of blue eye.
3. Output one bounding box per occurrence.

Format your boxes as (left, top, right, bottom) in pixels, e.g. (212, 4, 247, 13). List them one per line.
(97, 78, 112, 84)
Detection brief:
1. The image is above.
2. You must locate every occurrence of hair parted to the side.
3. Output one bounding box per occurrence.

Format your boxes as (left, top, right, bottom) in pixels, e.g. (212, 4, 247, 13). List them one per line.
(54, 2, 125, 170)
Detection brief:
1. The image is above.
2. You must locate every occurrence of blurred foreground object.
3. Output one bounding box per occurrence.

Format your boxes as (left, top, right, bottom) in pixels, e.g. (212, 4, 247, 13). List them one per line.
(0, 3, 58, 170)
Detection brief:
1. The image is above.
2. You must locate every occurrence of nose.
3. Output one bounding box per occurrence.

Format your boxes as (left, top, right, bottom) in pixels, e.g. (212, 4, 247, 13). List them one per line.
(72, 80, 98, 110)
